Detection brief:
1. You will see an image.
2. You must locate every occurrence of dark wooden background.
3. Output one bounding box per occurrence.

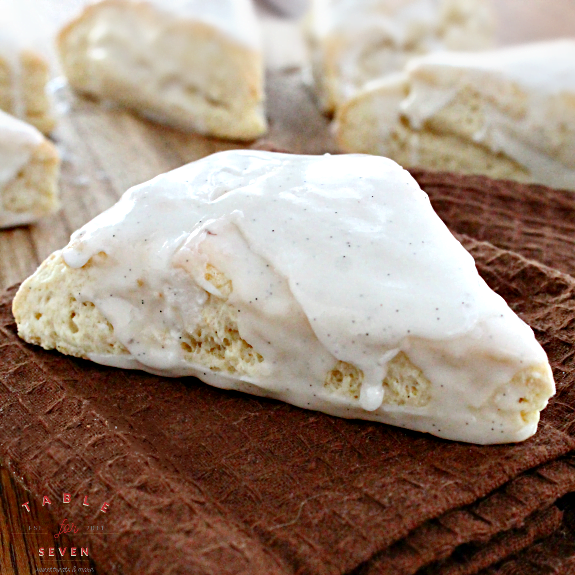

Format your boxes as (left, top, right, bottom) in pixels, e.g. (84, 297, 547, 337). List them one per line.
(1, 1, 574, 573)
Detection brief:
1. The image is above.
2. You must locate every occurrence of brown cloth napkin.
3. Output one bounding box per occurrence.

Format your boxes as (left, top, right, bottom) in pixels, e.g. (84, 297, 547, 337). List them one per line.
(1, 173, 575, 575)
(413, 171, 575, 276)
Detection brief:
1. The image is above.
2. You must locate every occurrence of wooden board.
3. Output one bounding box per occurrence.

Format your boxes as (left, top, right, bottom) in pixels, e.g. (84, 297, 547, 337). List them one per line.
(0, 69, 336, 290)
(1, 1, 575, 573)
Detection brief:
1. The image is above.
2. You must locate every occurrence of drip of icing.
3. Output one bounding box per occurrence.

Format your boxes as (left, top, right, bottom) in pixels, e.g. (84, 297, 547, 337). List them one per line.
(60, 150, 552, 444)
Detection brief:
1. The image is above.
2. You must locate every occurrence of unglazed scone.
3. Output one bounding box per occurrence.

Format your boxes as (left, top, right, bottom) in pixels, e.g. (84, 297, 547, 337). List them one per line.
(57, 0, 267, 141)
(0, 109, 60, 228)
(306, 0, 494, 115)
(335, 40, 575, 191)
(0, 31, 55, 134)
(13, 151, 554, 444)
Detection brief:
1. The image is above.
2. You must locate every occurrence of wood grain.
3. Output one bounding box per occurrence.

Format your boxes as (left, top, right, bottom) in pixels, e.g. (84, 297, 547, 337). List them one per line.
(1, 1, 574, 574)
(0, 468, 98, 574)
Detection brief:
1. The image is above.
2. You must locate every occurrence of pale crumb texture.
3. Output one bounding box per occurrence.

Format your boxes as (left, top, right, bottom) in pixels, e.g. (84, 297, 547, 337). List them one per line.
(0, 50, 56, 135)
(1, 138, 61, 225)
(325, 352, 432, 407)
(57, 0, 267, 140)
(464, 363, 555, 434)
(335, 75, 533, 183)
(13, 252, 128, 358)
(13, 253, 264, 377)
(496, 365, 555, 425)
(307, 0, 494, 114)
(14, 252, 550, 427)
(179, 264, 265, 375)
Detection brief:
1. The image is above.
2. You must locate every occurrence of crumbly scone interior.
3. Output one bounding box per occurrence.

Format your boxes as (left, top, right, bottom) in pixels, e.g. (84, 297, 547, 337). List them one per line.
(336, 75, 532, 182)
(1, 139, 60, 217)
(13, 252, 265, 376)
(14, 250, 550, 425)
(0, 51, 55, 135)
(57, 0, 266, 140)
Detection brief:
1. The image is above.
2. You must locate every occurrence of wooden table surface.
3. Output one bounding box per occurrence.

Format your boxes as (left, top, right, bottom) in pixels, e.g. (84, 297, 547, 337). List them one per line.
(1, 1, 574, 573)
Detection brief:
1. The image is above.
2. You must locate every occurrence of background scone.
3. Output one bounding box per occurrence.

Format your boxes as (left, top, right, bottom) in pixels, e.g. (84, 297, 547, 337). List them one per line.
(335, 40, 575, 191)
(0, 31, 56, 134)
(14, 151, 554, 445)
(58, 0, 267, 141)
(0, 109, 60, 229)
(306, 0, 495, 115)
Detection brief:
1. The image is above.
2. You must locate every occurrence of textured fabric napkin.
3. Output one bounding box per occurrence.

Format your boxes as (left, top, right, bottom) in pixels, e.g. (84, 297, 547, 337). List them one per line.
(0, 172, 574, 575)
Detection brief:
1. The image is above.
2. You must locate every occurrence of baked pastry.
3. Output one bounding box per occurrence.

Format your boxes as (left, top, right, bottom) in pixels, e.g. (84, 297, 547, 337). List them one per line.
(335, 40, 575, 191)
(0, 31, 56, 134)
(57, 0, 267, 141)
(13, 150, 554, 444)
(0, 109, 60, 228)
(306, 0, 495, 115)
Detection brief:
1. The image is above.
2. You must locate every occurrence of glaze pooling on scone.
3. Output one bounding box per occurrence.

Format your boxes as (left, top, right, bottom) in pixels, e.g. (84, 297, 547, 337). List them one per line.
(336, 40, 575, 190)
(57, 0, 266, 140)
(13, 150, 553, 444)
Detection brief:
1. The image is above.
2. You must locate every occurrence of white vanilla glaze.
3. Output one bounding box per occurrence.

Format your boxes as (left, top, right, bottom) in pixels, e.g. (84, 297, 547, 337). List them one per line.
(399, 40, 575, 190)
(61, 151, 553, 444)
(0, 109, 43, 226)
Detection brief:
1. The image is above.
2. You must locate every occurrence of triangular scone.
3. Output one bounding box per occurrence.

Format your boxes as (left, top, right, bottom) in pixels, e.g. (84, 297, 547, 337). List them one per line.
(57, 0, 266, 141)
(0, 109, 60, 228)
(306, 0, 494, 115)
(335, 40, 575, 191)
(14, 151, 554, 444)
(0, 23, 56, 135)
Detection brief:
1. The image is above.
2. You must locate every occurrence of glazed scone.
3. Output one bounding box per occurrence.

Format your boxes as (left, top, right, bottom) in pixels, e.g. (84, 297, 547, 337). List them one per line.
(335, 40, 575, 191)
(57, 0, 267, 141)
(0, 31, 55, 134)
(306, 0, 494, 115)
(14, 151, 554, 444)
(0, 109, 60, 228)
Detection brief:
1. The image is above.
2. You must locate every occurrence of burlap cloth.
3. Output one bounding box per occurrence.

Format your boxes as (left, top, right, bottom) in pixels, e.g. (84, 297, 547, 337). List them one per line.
(1, 172, 574, 575)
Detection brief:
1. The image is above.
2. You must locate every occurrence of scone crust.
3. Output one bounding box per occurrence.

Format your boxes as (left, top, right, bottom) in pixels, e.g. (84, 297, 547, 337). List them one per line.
(0, 49, 55, 135)
(57, 0, 267, 140)
(0, 137, 60, 228)
(334, 47, 575, 190)
(14, 249, 554, 444)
